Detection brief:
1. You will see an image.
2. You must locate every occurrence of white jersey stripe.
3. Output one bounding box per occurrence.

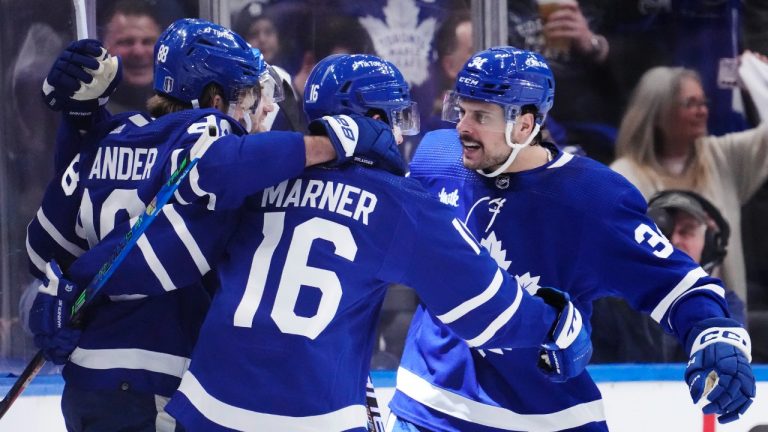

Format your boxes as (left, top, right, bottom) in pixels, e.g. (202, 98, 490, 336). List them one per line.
(177, 372, 369, 432)
(36, 208, 85, 256)
(437, 269, 503, 324)
(466, 278, 523, 347)
(162, 205, 210, 275)
(452, 218, 481, 254)
(69, 347, 190, 378)
(170, 149, 191, 205)
(26, 236, 47, 274)
(396, 367, 606, 431)
(650, 267, 707, 323)
(137, 235, 176, 292)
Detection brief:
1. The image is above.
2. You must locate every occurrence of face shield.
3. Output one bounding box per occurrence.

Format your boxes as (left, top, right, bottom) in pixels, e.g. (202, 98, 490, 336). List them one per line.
(227, 66, 286, 133)
(441, 91, 522, 133)
(388, 102, 420, 136)
(441, 91, 542, 177)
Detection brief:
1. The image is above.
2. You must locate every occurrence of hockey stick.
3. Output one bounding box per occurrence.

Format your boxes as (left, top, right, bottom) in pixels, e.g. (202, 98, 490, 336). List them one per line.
(366, 375, 384, 432)
(0, 118, 219, 420)
(73, 0, 88, 39)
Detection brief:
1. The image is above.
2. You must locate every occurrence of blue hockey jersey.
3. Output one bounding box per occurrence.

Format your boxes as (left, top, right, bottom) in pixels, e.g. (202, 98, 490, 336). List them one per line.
(388, 129, 731, 432)
(26, 108, 308, 398)
(66, 158, 570, 431)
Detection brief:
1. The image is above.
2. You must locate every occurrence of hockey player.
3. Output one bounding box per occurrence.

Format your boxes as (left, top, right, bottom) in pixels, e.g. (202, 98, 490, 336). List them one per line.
(59, 53, 592, 431)
(26, 19, 409, 431)
(387, 46, 756, 431)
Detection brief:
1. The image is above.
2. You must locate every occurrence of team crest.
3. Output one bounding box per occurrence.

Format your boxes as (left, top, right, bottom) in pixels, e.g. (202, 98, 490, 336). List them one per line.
(467, 56, 488, 69)
(495, 175, 510, 189)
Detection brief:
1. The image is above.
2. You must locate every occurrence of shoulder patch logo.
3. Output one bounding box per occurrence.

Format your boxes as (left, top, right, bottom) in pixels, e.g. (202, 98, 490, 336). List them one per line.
(438, 187, 460, 207)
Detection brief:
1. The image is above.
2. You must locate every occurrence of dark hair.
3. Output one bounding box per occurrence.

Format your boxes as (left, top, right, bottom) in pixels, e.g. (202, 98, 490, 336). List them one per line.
(435, 9, 471, 60)
(97, 0, 160, 39)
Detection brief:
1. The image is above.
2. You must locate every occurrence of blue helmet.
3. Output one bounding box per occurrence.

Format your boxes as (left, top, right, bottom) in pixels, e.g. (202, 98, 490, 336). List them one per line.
(153, 18, 263, 104)
(443, 46, 555, 123)
(303, 54, 419, 135)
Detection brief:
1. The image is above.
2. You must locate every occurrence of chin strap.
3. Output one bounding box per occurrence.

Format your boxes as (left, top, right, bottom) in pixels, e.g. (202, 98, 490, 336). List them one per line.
(476, 121, 541, 178)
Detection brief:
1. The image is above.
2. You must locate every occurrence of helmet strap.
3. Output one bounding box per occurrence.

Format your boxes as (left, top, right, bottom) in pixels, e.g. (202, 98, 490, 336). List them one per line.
(476, 120, 541, 178)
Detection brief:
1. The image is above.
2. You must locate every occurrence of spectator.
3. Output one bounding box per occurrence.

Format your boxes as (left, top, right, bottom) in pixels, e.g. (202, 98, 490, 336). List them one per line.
(232, 0, 306, 132)
(508, 0, 620, 164)
(592, 190, 744, 363)
(98, 0, 161, 113)
(610, 65, 768, 316)
(291, 14, 373, 99)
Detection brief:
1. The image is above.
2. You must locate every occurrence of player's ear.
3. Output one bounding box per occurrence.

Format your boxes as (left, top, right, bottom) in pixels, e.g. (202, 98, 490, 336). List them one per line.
(211, 95, 226, 112)
(516, 112, 535, 135)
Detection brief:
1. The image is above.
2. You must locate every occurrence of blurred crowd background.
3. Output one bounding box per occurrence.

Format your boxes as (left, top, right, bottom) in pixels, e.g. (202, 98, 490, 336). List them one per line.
(0, 0, 766, 372)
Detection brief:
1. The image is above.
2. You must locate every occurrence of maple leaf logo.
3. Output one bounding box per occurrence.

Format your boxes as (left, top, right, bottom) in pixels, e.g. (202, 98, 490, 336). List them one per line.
(480, 232, 511, 270)
(515, 272, 542, 295)
(358, 0, 437, 86)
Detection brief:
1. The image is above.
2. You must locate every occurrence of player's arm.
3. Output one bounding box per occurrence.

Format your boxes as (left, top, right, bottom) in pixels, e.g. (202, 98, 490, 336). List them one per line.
(26, 157, 89, 280)
(64, 202, 235, 298)
(594, 187, 754, 424)
(176, 114, 405, 210)
(382, 199, 590, 359)
(41, 39, 120, 170)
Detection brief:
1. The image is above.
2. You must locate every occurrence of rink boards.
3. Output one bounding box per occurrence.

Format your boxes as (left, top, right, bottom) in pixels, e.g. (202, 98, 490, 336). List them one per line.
(2, 364, 767, 431)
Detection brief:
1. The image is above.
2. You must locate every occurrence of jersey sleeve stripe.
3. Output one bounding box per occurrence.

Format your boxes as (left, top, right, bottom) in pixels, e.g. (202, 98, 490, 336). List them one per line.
(452, 218, 481, 254)
(69, 347, 190, 377)
(662, 284, 726, 328)
(650, 266, 708, 323)
(465, 279, 524, 347)
(437, 269, 503, 324)
(137, 235, 177, 291)
(26, 236, 47, 274)
(162, 205, 211, 275)
(36, 208, 85, 256)
(176, 371, 369, 431)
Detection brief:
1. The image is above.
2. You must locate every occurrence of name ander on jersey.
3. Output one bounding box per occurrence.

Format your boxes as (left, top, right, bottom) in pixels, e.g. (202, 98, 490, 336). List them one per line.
(88, 146, 158, 181)
(261, 179, 378, 225)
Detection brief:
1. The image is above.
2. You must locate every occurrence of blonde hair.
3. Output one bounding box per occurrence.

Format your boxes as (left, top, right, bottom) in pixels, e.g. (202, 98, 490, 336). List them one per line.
(615, 66, 709, 187)
(146, 84, 224, 118)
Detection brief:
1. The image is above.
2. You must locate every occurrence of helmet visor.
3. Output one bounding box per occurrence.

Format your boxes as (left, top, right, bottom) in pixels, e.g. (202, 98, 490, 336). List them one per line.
(260, 66, 285, 104)
(441, 91, 521, 133)
(390, 102, 420, 135)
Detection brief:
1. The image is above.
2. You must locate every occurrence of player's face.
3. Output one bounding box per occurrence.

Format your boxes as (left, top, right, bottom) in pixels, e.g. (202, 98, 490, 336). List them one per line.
(228, 84, 277, 133)
(456, 100, 511, 171)
(669, 211, 706, 263)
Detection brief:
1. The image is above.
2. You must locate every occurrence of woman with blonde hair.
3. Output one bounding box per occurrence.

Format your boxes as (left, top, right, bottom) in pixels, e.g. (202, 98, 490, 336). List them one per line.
(611, 65, 768, 312)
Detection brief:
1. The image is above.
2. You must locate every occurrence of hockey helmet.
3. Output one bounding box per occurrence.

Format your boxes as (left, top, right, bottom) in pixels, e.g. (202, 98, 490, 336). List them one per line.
(303, 54, 419, 135)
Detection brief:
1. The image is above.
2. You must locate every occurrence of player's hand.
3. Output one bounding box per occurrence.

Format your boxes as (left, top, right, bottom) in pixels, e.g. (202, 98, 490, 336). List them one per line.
(42, 39, 122, 125)
(28, 260, 82, 365)
(308, 114, 407, 175)
(685, 317, 755, 424)
(535, 287, 592, 382)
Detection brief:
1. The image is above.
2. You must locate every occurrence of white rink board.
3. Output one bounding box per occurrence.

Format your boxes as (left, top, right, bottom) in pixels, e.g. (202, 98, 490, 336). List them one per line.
(2, 367, 767, 431)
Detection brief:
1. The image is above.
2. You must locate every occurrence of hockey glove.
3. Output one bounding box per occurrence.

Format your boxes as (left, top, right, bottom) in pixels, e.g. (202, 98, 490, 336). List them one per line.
(535, 287, 592, 382)
(42, 39, 122, 129)
(685, 317, 755, 424)
(28, 260, 82, 365)
(308, 114, 407, 176)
